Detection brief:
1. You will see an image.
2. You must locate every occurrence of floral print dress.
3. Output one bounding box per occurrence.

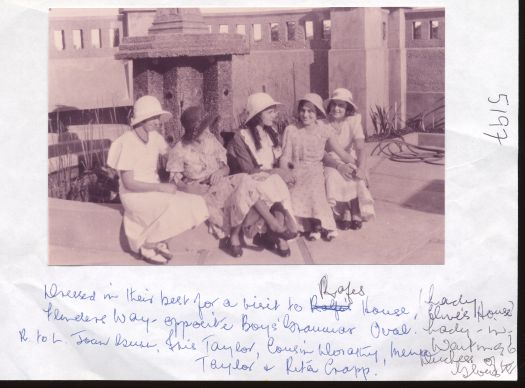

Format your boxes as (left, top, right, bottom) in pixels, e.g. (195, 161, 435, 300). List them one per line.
(281, 122, 336, 231)
(167, 132, 261, 237)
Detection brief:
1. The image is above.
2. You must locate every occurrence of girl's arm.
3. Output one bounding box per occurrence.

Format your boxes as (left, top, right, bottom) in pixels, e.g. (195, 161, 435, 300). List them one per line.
(121, 170, 177, 194)
(279, 126, 293, 169)
(209, 163, 229, 185)
(170, 172, 209, 195)
(353, 138, 367, 179)
(327, 136, 354, 164)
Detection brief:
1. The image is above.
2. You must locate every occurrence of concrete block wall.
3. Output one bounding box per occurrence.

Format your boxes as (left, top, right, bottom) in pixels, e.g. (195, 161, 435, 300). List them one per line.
(49, 7, 445, 135)
(405, 9, 445, 128)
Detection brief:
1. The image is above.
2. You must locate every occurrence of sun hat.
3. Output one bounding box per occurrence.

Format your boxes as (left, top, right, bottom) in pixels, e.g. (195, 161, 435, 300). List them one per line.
(298, 93, 327, 118)
(130, 95, 173, 127)
(180, 106, 220, 142)
(326, 88, 358, 114)
(245, 92, 283, 124)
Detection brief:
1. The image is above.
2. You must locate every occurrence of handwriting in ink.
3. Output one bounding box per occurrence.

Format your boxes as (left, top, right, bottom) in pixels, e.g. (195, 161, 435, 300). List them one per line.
(43, 302, 106, 325)
(484, 93, 509, 144)
(194, 355, 255, 375)
(318, 275, 365, 302)
(44, 283, 96, 302)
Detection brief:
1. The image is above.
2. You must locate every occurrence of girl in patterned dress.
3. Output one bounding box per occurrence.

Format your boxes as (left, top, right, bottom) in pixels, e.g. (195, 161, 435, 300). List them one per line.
(167, 106, 289, 258)
(280, 93, 355, 241)
(227, 92, 298, 257)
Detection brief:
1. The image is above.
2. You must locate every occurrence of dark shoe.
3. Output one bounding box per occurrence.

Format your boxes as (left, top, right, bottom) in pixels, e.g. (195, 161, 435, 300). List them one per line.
(241, 232, 264, 252)
(222, 238, 243, 257)
(253, 233, 273, 249)
(336, 220, 352, 231)
(275, 246, 291, 257)
(255, 233, 291, 257)
(271, 229, 298, 241)
(349, 220, 363, 230)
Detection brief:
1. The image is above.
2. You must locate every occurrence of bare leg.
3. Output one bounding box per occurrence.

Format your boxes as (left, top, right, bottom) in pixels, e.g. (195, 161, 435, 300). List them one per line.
(230, 225, 242, 246)
(253, 200, 286, 233)
(350, 198, 362, 221)
(349, 198, 363, 230)
(272, 210, 289, 251)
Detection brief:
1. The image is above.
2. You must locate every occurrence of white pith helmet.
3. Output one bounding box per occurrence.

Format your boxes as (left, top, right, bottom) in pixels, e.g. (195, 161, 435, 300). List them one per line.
(130, 95, 173, 127)
(298, 93, 327, 118)
(326, 88, 358, 113)
(245, 92, 282, 124)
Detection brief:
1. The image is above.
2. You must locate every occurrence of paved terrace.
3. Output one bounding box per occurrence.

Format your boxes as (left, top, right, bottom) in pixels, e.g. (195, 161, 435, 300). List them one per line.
(49, 134, 444, 266)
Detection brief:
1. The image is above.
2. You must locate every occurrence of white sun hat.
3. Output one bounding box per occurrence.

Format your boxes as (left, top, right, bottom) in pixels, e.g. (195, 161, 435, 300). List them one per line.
(245, 92, 282, 124)
(326, 87, 358, 113)
(130, 95, 173, 127)
(298, 93, 327, 118)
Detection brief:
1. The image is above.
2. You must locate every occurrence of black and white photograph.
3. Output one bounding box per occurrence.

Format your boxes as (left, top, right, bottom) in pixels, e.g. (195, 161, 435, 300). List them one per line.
(48, 7, 445, 265)
(0, 0, 518, 381)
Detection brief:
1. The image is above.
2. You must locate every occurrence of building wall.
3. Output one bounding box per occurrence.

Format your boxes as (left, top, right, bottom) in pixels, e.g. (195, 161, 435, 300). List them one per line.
(405, 9, 445, 129)
(48, 7, 445, 134)
(205, 9, 331, 122)
(49, 15, 132, 111)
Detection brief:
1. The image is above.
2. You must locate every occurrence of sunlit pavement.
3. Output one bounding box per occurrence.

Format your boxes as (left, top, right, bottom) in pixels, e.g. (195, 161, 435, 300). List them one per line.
(49, 139, 444, 266)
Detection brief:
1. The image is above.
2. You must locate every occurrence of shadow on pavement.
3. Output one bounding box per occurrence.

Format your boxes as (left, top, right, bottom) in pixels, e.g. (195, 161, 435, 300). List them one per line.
(402, 179, 444, 215)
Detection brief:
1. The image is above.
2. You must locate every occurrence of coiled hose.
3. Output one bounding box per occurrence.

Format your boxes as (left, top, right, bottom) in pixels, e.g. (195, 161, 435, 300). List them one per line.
(370, 135, 444, 165)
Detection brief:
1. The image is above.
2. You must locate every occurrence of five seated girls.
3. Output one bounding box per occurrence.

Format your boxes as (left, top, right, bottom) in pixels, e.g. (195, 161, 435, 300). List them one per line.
(110, 90, 374, 264)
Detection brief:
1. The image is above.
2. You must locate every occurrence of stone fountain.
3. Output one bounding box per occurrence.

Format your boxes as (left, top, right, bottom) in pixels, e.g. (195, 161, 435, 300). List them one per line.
(116, 8, 249, 141)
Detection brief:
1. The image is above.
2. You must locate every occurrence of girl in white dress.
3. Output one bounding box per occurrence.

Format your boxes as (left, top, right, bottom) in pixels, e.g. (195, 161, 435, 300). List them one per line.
(107, 96, 209, 264)
(323, 88, 375, 230)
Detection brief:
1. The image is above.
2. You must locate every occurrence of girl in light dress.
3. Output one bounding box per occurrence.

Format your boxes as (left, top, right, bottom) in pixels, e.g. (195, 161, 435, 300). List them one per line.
(107, 96, 209, 265)
(227, 92, 298, 257)
(279, 93, 356, 241)
(323, 88, 375, 230)
(166, 106, 291, 258)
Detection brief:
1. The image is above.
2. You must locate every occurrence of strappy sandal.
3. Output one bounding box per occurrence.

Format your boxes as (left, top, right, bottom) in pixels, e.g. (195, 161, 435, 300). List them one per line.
(305, 231, 321, 241)
(155, 242, 173, 261)
(322, 229, 338, 242)
(140, 247, 168, 265)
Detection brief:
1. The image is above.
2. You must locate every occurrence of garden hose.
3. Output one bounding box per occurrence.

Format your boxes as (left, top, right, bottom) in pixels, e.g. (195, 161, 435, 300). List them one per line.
(370, 136, 444, 165)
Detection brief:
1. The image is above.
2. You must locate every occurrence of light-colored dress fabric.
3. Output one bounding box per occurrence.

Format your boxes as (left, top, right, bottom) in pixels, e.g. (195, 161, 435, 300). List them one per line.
(238, 128, 292, 211)
(167, 132, 261, 236)
(239, 128, 283, 170)
(324, 114, 375, 220)
(281, 122, 336, 231)
(107, 130, 209, 253)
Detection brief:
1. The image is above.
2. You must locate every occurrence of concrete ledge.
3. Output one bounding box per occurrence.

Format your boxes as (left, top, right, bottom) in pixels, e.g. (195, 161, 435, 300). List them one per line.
(49, 198, 126, 252)
(418, 132, 444, 149)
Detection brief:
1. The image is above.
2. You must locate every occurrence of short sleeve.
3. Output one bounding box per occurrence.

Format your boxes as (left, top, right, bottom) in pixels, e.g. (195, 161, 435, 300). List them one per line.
(280, 125, 295, 162)
(350, 114, 365, 140)
(155, 131, 169, 155)
(210, 135, 227, 165)
(106, 133, 136, 172)
(320, 120, 335, 139)
(166, 142, 185, 173)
